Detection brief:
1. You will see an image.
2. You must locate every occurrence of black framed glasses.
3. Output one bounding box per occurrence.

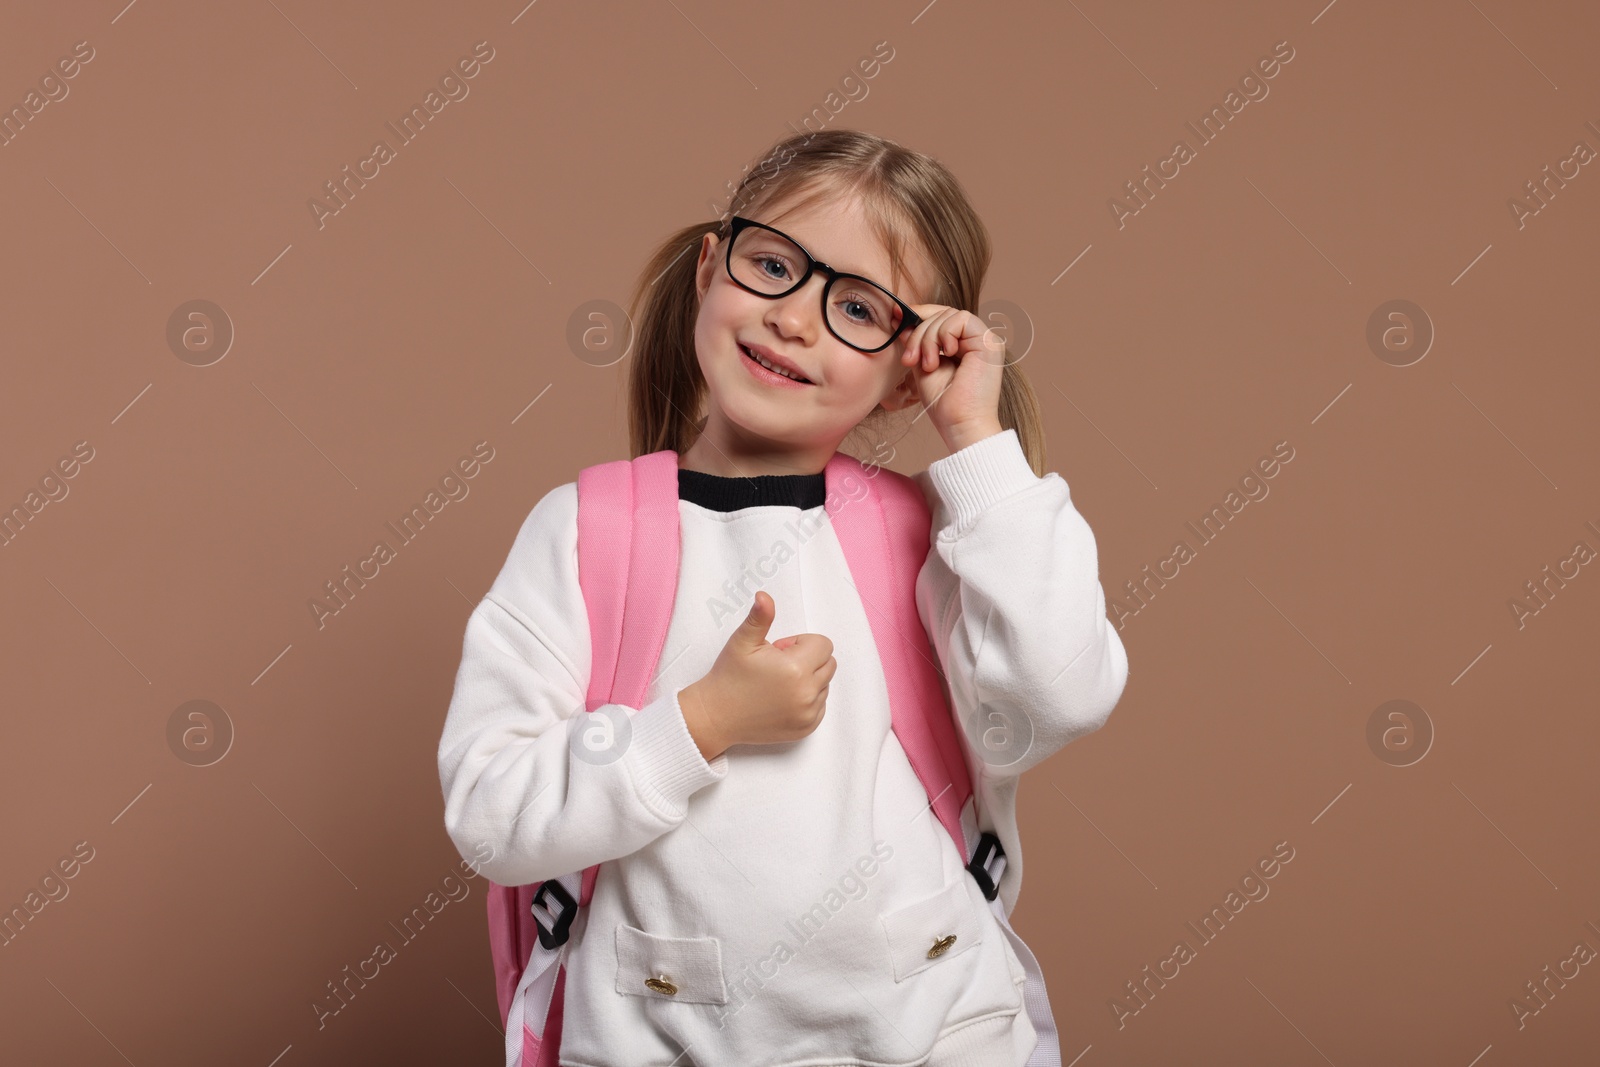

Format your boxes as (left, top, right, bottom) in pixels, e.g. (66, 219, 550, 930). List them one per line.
(722, 215, 924, 354)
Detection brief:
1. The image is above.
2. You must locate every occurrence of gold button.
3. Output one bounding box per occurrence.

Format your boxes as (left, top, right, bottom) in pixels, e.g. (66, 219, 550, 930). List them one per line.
(927, 934, 958, 959)
(644, 975, 679, 995)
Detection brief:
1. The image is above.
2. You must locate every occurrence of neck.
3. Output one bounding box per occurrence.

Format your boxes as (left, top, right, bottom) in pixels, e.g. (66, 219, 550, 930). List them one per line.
(678, 420, 838, 478)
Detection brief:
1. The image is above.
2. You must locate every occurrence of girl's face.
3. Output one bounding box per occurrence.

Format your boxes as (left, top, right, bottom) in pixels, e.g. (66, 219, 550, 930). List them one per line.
(689, 193, 936, 474)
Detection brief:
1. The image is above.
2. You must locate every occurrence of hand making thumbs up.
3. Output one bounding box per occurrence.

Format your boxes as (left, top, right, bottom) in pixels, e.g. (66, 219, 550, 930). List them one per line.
(679, 590, 836, 761)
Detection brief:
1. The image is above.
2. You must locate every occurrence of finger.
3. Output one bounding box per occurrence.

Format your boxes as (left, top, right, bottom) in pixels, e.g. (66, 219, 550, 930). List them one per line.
(923, 312, 953, 372)
(902, 331, 921, 365)
(790, 633, 834, 665)
(814, 655, 837, 685)
(906, 311, 947, 372)
(931, 313, 956, 372)
(903, 318, 932, 367)
(938, 313, 968, 369)
(976, 325, 1005, 364)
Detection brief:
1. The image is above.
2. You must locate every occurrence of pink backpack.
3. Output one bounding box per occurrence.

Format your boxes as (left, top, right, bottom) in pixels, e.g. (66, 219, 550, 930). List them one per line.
(482, 448, 1060, 1066)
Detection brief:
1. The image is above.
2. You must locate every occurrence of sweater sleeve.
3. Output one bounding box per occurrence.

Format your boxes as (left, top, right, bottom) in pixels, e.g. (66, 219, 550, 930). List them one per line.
(437, 482, 730, 887)
(913, 428, 1129, 780)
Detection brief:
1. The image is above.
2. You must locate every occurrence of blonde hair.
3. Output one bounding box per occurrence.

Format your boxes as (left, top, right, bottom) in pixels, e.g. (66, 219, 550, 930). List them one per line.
(624, 128, 1046, 476)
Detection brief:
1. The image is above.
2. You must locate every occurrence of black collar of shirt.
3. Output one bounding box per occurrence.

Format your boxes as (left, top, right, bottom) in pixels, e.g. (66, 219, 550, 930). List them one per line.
(677, 466, 827, 512)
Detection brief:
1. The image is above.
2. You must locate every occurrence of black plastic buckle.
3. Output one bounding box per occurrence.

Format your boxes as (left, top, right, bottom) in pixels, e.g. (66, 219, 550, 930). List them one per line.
(966, 831, 1006, 902)
(530, 878, 577, 950)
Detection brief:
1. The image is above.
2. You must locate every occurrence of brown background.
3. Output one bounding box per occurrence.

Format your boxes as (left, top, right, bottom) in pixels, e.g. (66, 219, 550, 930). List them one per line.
(2, 1, 1597, 1064)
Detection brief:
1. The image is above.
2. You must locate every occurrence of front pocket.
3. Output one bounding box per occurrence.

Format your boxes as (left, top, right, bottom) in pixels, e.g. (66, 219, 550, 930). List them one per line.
(613, 922, 728, 1004)
(880, 875, 985, 982)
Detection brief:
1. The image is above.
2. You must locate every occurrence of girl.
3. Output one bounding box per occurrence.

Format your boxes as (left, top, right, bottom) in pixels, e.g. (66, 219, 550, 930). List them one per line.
(438, 128, 1130, 1067)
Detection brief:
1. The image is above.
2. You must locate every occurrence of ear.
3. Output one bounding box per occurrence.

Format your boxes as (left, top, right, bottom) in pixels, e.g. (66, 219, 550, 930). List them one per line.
(694, 232, 720, 301)
(877, 366, 921, 413)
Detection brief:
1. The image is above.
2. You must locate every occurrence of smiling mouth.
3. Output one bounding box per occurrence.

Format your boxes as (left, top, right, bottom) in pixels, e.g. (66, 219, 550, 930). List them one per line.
(740, 343, 813, 384)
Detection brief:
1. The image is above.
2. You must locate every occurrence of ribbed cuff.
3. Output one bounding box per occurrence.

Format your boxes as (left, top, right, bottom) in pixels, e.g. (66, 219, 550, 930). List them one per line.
(924, 428, 1040, 538)
(926, 1008, 1035, 1067)
(624, 688, 729, 819)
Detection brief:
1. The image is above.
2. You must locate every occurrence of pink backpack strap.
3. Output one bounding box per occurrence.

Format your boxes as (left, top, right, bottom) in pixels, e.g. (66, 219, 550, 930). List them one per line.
(823, 454, 975, 860)
(578, 451, 684, 713)
(503, 450, 683, 1067)
(486, 883, 536, 1024)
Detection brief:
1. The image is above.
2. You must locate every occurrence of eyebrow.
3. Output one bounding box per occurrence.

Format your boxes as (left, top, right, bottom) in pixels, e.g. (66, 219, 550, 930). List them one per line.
(829, 254, 907, 299)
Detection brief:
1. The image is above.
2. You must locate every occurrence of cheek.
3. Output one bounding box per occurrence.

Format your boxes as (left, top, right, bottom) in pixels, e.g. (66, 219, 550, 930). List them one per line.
(834, 355, 899, 402)
(696, 288, 726, 332)
(701, 287, 765, 342)
(694, 292, 738, 362)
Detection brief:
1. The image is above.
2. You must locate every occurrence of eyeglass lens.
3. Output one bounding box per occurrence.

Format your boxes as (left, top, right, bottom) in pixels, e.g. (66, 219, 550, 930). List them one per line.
(729, 226, 904, 351)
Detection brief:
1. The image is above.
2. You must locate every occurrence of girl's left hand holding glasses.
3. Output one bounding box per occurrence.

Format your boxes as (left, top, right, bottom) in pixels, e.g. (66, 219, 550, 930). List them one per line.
(899, 304, 1008, 454)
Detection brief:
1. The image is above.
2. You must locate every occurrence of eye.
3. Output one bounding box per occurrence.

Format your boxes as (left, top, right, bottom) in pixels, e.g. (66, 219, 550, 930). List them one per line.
(841, 301, 872, 325)
(752, 253, 793, 282)
(834, 288, 884, 327)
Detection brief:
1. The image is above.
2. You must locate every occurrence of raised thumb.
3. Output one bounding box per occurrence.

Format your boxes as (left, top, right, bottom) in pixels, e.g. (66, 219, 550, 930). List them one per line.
(736, 590, 775, 646)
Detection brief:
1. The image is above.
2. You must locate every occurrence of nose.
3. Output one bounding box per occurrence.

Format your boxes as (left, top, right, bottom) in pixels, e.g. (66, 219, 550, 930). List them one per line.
(766, 272, 827, 340)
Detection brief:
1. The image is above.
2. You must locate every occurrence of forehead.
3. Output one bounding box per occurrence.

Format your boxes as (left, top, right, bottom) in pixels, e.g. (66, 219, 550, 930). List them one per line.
(757, 195, 933, 302)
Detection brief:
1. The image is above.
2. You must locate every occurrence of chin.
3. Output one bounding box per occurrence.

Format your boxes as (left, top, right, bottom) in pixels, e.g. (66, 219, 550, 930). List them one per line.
(720, 408, 801, 448)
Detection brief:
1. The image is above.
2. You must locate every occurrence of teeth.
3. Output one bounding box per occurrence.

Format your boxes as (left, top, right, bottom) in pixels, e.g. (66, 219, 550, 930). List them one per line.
(745, 346, 805, 382)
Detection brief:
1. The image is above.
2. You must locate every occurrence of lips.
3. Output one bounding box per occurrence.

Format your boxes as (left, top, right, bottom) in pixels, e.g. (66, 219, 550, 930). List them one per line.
(739, 342, 813, 385)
